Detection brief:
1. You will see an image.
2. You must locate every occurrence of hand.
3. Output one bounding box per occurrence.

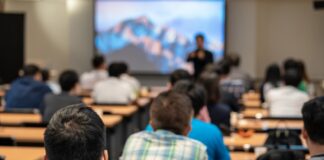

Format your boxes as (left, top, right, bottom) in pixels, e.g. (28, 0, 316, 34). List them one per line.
(197, 50, 205, 59)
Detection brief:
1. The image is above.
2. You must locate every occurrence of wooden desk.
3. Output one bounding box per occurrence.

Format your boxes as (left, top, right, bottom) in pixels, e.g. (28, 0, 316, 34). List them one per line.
(0, 113, 41, 125)
(225, 133, 267, 147)
(230, 152, 256, 160)
(82, 97, 93, 105)
(242, 108, 269, 118)
(235, 119, 303, 130)
(0, 127, 44, 143)
(91, 105, 138, 117)
(101, 115, 123, 128)
(0, 146, 44, 160)
(243, 100, 262, 108)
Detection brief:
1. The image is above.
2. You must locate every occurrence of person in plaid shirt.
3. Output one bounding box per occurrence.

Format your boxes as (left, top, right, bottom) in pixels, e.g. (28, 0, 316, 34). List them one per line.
(120, 92, 208, 160)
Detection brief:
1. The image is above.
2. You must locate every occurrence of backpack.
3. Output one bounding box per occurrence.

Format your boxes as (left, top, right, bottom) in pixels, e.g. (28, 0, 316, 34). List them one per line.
(257, 149, 305, 160)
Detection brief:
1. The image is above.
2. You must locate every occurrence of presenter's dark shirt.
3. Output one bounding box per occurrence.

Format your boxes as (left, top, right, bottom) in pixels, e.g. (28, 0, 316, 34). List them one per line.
(187, 49, 214, 78)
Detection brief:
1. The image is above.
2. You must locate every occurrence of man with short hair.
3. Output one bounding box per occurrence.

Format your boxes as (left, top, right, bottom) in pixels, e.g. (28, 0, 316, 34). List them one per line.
(121, 92, 208, 160)
(44, 104, 108, 160)
(5, 64, 52, 110)
(92, 62, 134, 104)
(42, 70, 82, 123)
(80, 55, 108, 90)
(169, 69, 192, 88)
(302, 97, 324, 160)
(266, 69, 310, 117)
(119, 62, 141, 94)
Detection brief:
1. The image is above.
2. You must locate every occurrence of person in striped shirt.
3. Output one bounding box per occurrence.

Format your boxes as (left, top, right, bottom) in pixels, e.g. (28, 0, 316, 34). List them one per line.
(120, 92, 208, 160)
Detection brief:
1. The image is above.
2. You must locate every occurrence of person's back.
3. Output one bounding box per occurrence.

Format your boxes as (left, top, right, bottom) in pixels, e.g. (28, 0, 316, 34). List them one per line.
(43, 70, 82, 122)
(226, 53, 252, 90)
(266, 69, 309, 117)
(119, 62, 141, 95)
(92, 62, 134, 104)
(5, 64, 52, 110)
(121, 92, 207, 160)
(44, 104, 108, 160)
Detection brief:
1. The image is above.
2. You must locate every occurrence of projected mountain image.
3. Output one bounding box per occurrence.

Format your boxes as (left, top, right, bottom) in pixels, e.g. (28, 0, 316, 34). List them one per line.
(96, 16, 194, 73)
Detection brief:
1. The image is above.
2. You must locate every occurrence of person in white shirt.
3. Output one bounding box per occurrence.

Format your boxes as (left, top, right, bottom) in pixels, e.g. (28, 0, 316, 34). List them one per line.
(92, 62, 135, 104)
(119, 62, 141, 96)
(80, 55, 108, 90)
(266, 69, 310, 117)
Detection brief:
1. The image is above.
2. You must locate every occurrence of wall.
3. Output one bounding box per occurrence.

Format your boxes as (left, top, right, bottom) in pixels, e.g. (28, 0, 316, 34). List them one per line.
(4, 0, 324, 81)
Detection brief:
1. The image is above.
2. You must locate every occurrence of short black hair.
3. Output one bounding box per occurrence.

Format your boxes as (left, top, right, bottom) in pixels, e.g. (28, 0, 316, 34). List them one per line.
(302, 97, 324, 145)
(92, 55, 105, 69)
(173, 80, 206, 116)
(44, 104, 106, 160)
(283, 58, 298, 71)
(108, 62, 124, 77)
(41, 69, 50, 82)
(169, 69, 192, 86)
(150, 92, 193, 135)
(283, 69, 302, 87)
(23, 64, 41, 77)
(59, 70, 79, 92)
(195, 34, 205, 41)
(216, 59, 231, 75)
(226, 53, 241, 67)
(265, 63, 282, 86)
(119, 62, 129, 74)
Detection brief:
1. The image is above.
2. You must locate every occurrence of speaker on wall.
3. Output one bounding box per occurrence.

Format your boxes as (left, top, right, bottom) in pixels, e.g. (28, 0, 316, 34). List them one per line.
(314, 0, 324, 10)
(0, 13, 25, 84)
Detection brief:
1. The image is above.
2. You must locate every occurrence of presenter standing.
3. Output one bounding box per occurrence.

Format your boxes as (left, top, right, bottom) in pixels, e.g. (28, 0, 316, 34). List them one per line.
(187, 34, 214, 78)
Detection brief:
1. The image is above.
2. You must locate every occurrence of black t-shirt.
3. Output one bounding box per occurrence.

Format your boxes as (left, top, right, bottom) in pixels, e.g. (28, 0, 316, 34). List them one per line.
(187, 49, 214, 78)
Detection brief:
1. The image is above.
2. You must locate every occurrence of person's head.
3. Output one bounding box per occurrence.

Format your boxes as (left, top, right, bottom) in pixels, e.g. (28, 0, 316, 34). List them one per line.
(216, 59, 231, 76)
(283, 58, 298, 72)
(108, 62, 124, 78)
(265, 63, 281, 85)
(59, 70, 80, 95)
(92, 55, 106, 70)
(302, 97, 324, 150)
(297, 60, 310, 82)
(283, 69, 302, 87)
(44, 104, 108, 160)
(226, 53, 241, 67)
(41, 69, 50, 82)
(23, 64, 42, 81)
(172, 80, 207, 117)
(119, 62, 129, 75)
(198, 72, 220, 105)
(195, 34, 205, 49)
(150, 92, 193, 136)
(169, 69, 192, 87)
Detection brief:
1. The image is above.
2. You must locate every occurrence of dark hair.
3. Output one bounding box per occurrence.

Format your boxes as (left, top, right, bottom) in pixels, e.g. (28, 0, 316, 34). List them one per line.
(41, 69, 50, 82)
(297, 60, 310, 83)
(198, 72, 220, 105)
(283, 58, 298, 72)
(195, 34, 205, 41)
(302, 97, 324, 145)
(216, 59, 231, 75)
(44, 104, 106, 160)
(226, 53, 241, 67)
(119, 62, 129, 74)
(283, 69, 302, 87)
(150, 92, 193, 135)
(108, 62, 124, 77)
(169, 69, 192, 86)
(173, 80, 207, 116)
(265, 64, 281, 87)
(23, 64, 41, 77)
(59, 70, 79, 92)
(92, 55, 105, 69)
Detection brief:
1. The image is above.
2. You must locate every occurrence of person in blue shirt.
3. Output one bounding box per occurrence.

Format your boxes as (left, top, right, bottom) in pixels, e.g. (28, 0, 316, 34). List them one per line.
(5, 64, 52, 111)
(146, 80, 230, 160)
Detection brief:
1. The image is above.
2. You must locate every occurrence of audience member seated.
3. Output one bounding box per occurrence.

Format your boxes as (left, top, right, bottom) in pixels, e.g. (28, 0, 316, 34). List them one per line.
(198, 72, 232, 134)
(121, 92, 208, 160)
(80, 55, 108, 90)
(5, 64, 52, 110)
(44, 104, 108, 160)
(297, 60, 314, 96)
(169, 69, 192, 88)
(41, 69, 61, 94)
(260, 64, 282, 103)
(119, 62, 141, 96)
(226, 52, 253, 90)
(217, 59, 246, 100)
(92, 62, 134, 104)
(302, 97, 324, 160)
(266, 69, 310, 117)
(146, 81, 230, 160)
(43, 70, 83, 123)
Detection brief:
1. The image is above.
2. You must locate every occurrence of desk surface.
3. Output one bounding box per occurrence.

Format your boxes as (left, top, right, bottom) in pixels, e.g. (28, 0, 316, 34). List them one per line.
(242, 108, 269, 118)
(230, 152, 255, 160)
(0, 146, 44, 160)
(101, 115, 123, 128)
(235, 119, 303, 130)
(225, 133, 267, 147)
(0, 113, 42, 125)
(0, 127, 44, 143)
(91, 105, 138, 117)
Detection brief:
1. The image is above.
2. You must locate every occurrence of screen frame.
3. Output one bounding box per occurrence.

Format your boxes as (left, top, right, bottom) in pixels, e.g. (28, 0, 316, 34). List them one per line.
(92, 0, 227, 76)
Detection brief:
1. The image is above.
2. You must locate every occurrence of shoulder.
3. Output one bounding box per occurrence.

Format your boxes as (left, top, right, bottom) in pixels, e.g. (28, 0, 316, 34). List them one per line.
(193, 119, 222, 135)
